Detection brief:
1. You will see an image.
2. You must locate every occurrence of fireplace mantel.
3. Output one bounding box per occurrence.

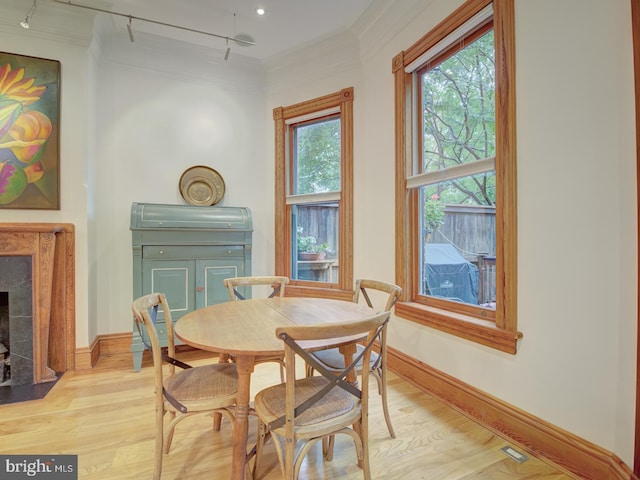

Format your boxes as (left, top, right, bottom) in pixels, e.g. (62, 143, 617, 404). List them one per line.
(0, 223, 75, 383)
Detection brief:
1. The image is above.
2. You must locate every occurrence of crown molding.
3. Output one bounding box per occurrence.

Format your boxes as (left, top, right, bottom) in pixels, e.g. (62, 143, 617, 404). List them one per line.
(353, 0, 438, 62)
(263, 29, 361, 96)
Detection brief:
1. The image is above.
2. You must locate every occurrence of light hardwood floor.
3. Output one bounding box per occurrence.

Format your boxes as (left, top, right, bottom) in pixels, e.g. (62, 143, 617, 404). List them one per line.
(0, 349, 578, 480)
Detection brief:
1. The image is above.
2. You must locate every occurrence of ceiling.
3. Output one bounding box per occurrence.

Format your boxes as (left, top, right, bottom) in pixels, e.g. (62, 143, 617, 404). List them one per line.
(51, 0, 375, 61)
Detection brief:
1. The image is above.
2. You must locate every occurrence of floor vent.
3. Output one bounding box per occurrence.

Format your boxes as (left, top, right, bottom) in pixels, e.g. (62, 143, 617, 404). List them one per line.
(500, 445, 529, 463)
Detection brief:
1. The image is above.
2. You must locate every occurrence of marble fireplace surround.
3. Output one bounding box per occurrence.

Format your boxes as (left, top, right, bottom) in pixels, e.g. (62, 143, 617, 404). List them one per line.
(0, 224, 75, 383)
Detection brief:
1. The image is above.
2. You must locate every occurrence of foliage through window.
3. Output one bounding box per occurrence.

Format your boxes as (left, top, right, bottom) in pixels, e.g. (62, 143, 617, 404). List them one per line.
(294, 117, 341, 195)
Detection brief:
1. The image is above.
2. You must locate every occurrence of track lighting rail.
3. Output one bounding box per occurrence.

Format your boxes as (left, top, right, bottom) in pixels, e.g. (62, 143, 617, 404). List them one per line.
(50, 0, 256, 46)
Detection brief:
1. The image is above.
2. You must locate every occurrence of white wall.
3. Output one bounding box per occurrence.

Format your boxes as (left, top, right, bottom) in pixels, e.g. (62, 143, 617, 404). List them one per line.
(0, 0, 636, 468)
(511, 0, 636, 462)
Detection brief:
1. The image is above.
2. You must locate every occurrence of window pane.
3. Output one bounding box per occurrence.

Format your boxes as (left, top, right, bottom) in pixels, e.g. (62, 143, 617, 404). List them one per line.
(420, 175, 496, 308)
(291, 203, 339, 284)
(293, 117, 341, 195)
(421, 30, 495, 174)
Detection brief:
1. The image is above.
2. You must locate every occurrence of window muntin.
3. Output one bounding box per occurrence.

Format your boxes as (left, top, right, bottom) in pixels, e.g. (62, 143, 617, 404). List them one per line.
(393, 0, 520, 353)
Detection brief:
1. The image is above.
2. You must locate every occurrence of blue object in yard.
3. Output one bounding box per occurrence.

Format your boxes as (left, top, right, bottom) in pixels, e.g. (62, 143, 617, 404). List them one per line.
(424, 243, 479, 304)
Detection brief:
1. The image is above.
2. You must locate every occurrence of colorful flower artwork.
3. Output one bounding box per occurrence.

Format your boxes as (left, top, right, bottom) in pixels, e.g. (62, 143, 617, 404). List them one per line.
(0, 52, 60, 209)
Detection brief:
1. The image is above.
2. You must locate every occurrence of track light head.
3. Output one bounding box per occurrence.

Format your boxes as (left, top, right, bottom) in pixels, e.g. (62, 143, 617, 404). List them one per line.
(224, 38, 230, 61)
(127, 16, 135, 42)
(20, 0, 37, 29)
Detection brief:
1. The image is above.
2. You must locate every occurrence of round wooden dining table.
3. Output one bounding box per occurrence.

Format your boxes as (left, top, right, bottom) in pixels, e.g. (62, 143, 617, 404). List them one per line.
(174, 296, 376, 480)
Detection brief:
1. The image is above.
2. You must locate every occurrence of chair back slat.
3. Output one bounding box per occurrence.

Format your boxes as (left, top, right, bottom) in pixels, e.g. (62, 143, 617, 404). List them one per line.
(354, 279, 402, 313)
(223, 276, 289, 302)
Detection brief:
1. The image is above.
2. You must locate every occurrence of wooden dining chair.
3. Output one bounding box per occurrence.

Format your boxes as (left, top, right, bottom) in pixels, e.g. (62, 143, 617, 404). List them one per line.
(132, 293, 238, 480)
(253, 311, 390, 480)
(305, 279, 402, 440)
(223, 276, 289, 381)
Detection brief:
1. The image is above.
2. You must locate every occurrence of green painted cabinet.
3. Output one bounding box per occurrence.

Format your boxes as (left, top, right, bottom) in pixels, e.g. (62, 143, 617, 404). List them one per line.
(130, 202, 252, 371)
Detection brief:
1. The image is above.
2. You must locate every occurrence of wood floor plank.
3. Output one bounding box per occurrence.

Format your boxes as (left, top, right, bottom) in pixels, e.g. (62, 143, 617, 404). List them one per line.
(0, 350, 578, 479)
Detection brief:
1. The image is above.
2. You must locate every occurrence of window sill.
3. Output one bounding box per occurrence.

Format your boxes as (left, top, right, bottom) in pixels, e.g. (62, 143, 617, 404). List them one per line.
(286, 284, 353, 301)
(395, 301, 522, 354)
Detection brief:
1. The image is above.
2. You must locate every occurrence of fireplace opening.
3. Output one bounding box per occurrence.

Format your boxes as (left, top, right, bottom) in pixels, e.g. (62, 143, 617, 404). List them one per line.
(0, 256, 32, 388)
(0, 255, 58, 405)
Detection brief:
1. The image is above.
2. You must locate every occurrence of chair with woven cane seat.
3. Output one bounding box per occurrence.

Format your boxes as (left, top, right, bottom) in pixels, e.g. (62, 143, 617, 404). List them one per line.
(223, 276, 289, 381)
(253, 311, 390, 480)
(132, 292, 238, 480)
(305, 279, 402, 440)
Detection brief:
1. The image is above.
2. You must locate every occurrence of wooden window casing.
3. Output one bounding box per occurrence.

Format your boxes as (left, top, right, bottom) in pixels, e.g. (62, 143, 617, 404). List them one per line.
(393, 0, 521, 353)
(274, 88, 354, 300)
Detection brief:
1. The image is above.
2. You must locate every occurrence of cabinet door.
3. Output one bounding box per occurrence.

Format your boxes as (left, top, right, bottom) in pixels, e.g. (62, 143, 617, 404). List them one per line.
(142, 259, 196, 320)
(196, 259, 243, 307)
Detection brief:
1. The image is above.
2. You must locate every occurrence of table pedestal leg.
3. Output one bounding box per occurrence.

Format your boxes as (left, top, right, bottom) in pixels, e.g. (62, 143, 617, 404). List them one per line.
(214, 352, 232, 430)
(231, 355, 255, 480)
(339, 343, 358, 385)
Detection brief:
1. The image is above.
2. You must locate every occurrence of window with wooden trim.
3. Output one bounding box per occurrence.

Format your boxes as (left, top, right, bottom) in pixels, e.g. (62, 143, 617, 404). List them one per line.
(274, 88, 354, 299)
(393, 0, 521, 353)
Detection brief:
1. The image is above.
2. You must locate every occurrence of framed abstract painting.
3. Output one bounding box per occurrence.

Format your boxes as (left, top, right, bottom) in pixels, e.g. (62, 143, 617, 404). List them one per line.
(0, 52, 60, 209)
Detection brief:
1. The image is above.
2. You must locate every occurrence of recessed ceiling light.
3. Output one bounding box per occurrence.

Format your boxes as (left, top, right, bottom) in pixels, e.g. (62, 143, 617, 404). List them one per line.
(256, 8, 265, 16)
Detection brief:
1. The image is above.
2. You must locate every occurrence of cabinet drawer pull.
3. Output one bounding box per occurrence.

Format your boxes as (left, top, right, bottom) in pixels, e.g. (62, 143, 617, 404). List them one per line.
(197, 286, 204, 292)
(159, 250, 164, 255)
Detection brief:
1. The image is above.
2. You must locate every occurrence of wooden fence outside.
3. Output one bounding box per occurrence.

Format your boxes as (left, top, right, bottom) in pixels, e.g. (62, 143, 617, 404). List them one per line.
(429, 204, 496, 304)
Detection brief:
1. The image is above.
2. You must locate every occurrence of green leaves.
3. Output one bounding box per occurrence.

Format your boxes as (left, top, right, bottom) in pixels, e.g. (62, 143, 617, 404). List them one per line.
(294, 117, 341, 195)
(421, 31, 496, 207)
